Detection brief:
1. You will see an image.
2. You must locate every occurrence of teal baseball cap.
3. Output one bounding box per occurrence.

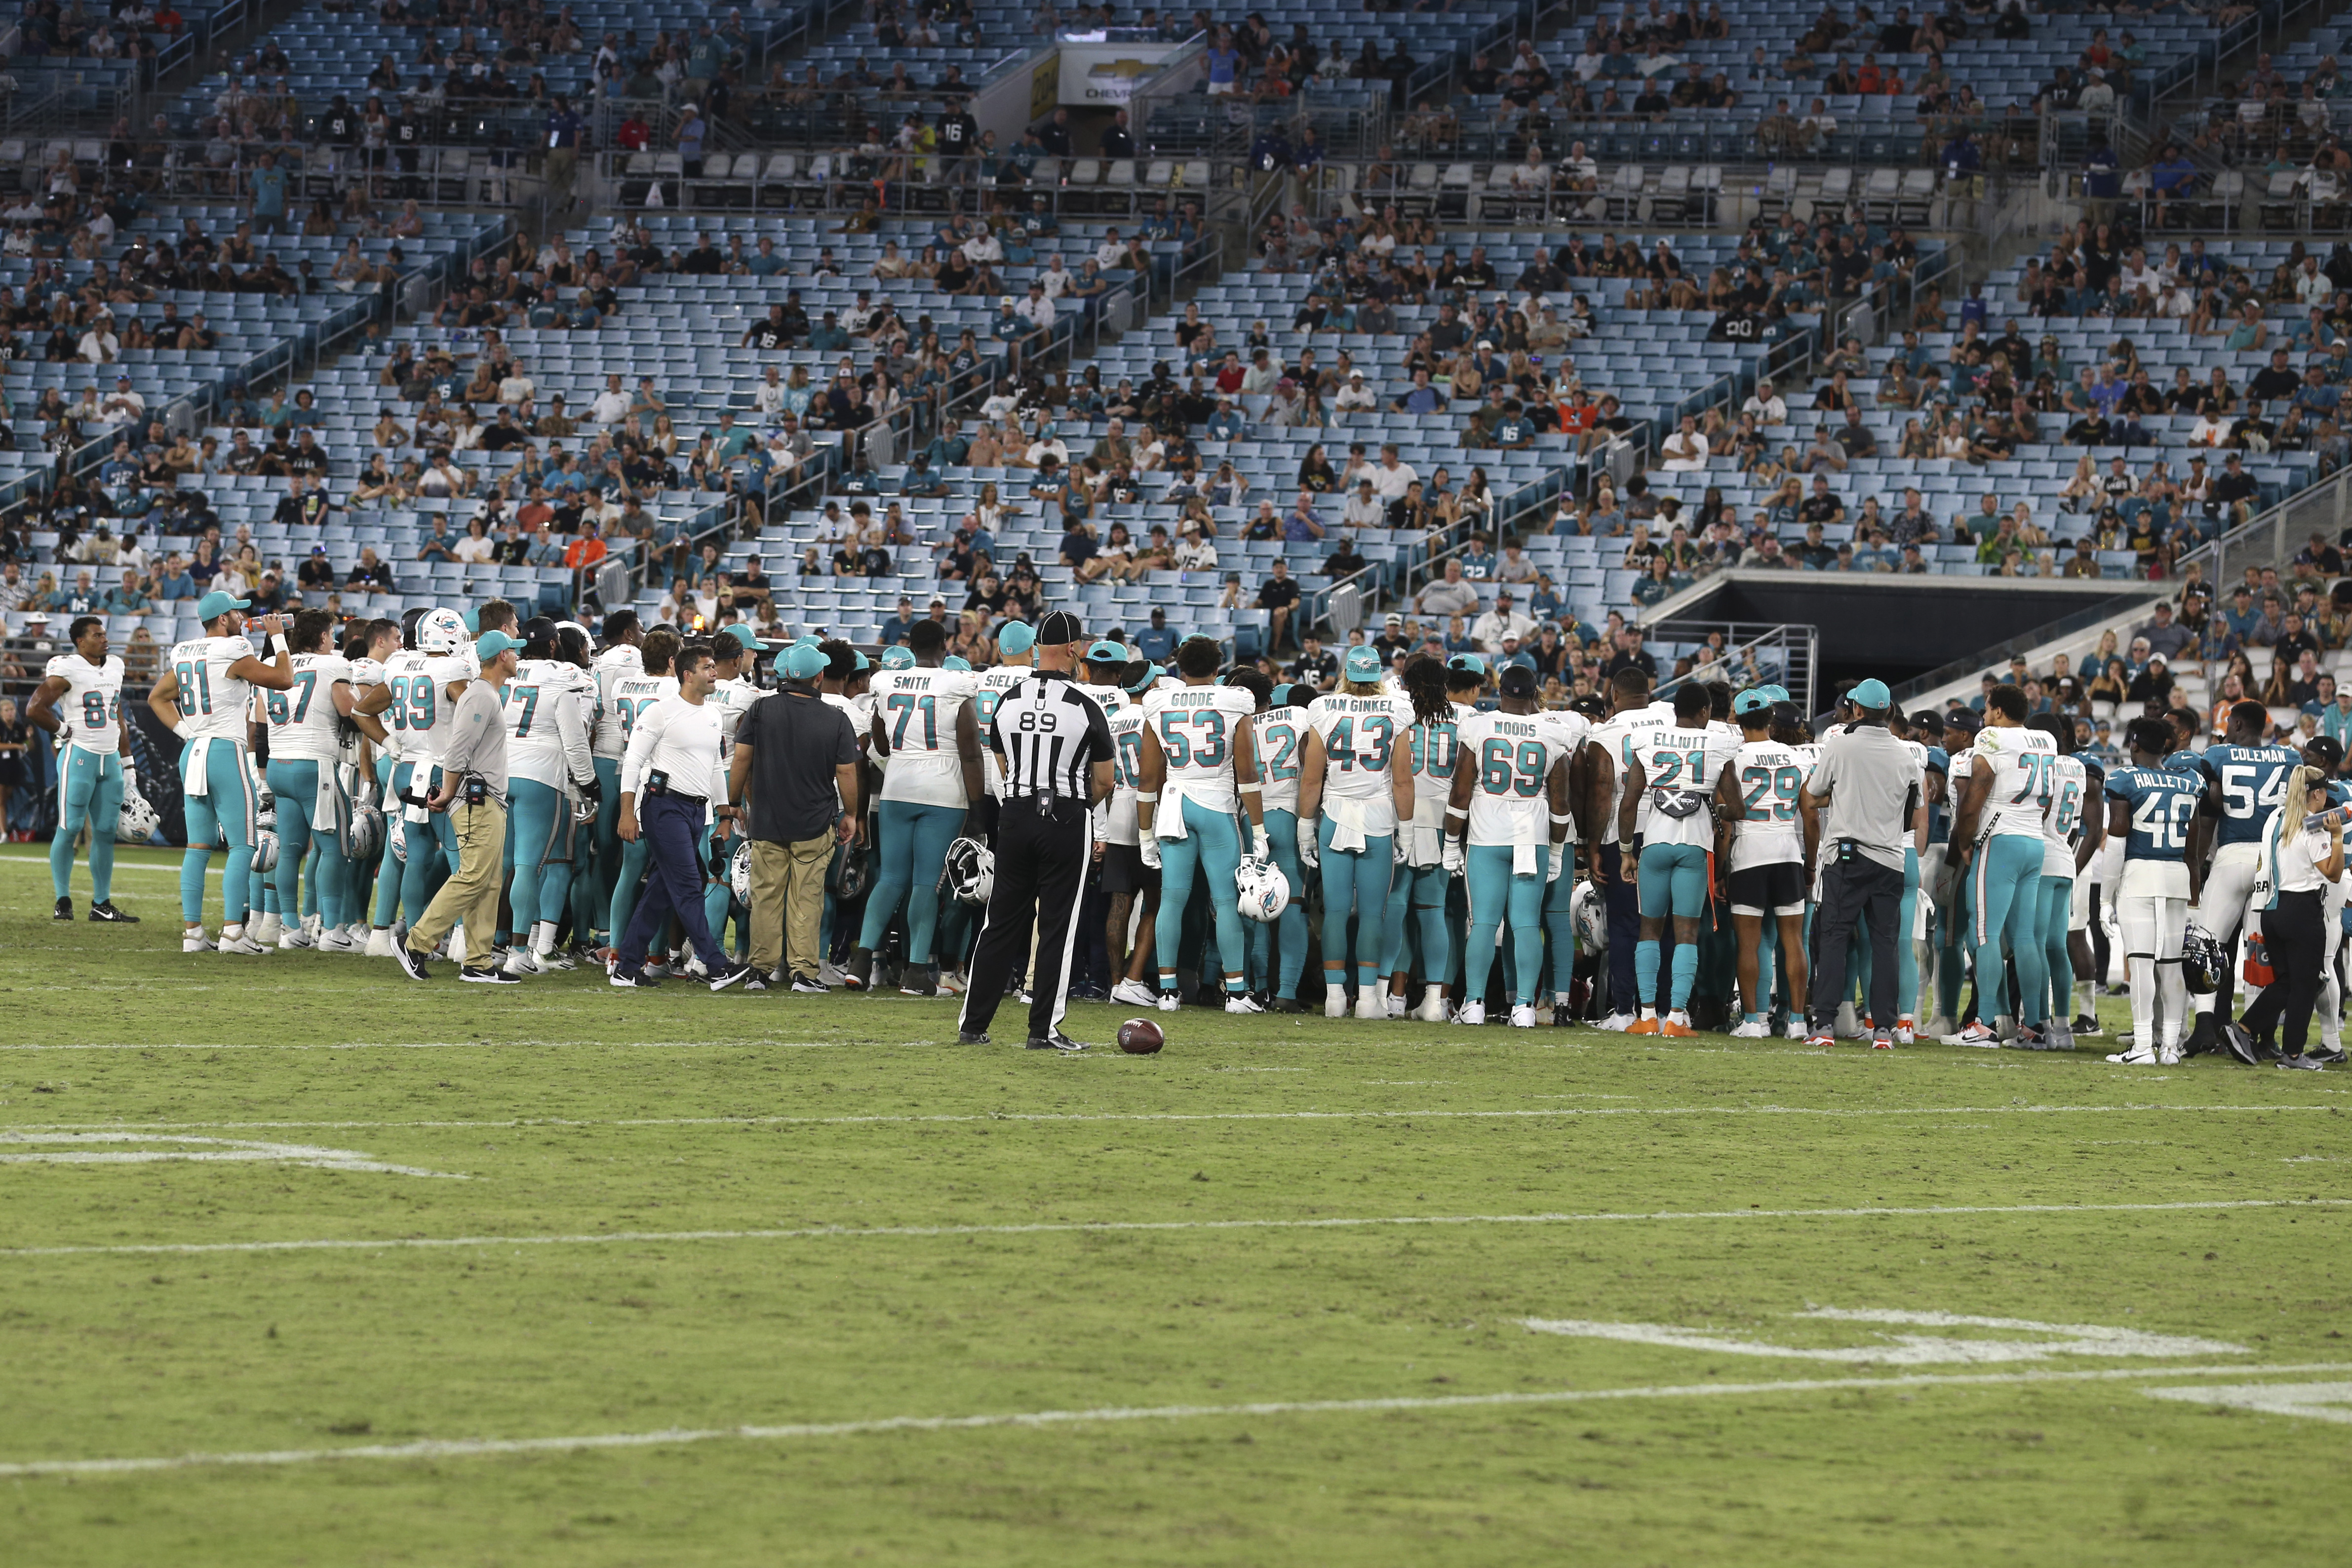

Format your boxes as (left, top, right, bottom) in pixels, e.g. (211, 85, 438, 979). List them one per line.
(998, 622, 1037, 657)
(1085, 638, 1126, 664)
(718, 624, 762, 651)
(1123, 662, 1160, 694)
(1445, 653, 1487, 677)
(794, 633, 823, 647)
(881, 646, 915, 670)
(1342, 645, 1383, 680)
(779, 643, 829, 681)
(852, 651, 870, 671)
(942, 654, 972, 672)
(1849, 678, 1892, 709)
(1733, 688, 1773, 716)
(474, 629, 522, 662)
(1760, 684, 1790, 703)
(195, 589, 249, 622)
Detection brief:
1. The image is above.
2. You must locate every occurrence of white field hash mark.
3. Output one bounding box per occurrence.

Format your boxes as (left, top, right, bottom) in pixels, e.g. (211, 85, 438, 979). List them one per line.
(4, 1361, 2350, 1479)
(1522, 1307, 2245, 1365)
(3, 1196, 2345, 1262)
(5, 1102, 2345, 1135)
(0, 1132, 465, 1179)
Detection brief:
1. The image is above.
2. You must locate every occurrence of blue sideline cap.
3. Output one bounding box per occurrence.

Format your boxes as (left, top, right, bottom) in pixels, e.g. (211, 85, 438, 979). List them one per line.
(779, 643, 829, 681)
(1849, 678, 1892, 710)
(474, 630, 522, 662)
(1342, 645, 1383, 680)
(1446, 653, 1486, 677)
(881, 646, 915, 670)
(1760, 684, 1790, 703)
(942, 655, 972, 672)
(719, 624, 762, 651)
(1085, 639, 1127, 664)
(196, 589, 249, 622)
(998, 622, 1037, 657)
(1733, 688, 1773, 716)
(852, 651, 870, 671)
(1124, 662, 1161, 694)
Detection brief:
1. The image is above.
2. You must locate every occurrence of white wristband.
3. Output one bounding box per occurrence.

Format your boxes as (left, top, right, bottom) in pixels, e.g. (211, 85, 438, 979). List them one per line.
(1135, 789, 1158, 802)
(270, 633, 288, 655)
(1237, 782, 1261, 795)
(1549, 811, 1574, 827)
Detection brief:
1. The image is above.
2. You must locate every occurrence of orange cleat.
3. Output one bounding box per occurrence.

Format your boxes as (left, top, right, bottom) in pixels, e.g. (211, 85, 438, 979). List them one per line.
(1626, 1016, 1660, 1035)
(1659, 1015, 1696, 1037)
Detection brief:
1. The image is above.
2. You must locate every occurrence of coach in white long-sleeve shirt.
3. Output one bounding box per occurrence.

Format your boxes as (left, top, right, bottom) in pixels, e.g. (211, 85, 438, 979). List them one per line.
(611, 641, 749, 990)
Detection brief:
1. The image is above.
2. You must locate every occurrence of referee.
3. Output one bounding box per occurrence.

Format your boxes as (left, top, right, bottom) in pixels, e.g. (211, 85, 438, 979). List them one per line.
(958, 610, 1115, 1051)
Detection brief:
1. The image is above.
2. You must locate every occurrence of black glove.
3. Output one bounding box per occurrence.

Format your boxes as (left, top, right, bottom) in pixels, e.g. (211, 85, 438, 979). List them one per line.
(576, 773, 602, 805)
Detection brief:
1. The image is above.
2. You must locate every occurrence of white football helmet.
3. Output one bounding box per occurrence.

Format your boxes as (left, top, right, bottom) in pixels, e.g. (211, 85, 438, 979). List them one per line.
(387, 817, 408, 864)
(250, 827, 279, 874)
(729, 839, 752, 906)
(1237, 856, 1290, 923)
(418, 607, 469, 655)
(941, 835, 994, 905)
(117, 784, 159, 845)
(1569, 877, 1606, 955)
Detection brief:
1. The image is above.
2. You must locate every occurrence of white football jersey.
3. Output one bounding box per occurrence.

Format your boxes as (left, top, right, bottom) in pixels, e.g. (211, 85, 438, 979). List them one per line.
(603, 670, 679, 770)
(1306, 692, 1414, 832)
(1402, 704, 1467, 829)
(1534, 707, 1592, 843)
(166, 634, 262, 745)
(504, 659, 596, 790)
(872, 665, 980, 807)
(1454, 709, 1573, 848)
(1140, 683, 1257, 819)
(1591, 700, 1675, 842)
(975, 663, 1030, 797)
(264, 651, 351, 763)
(1103, 703, 1148, 846)
(377, 647, 478, 768)
(1727, 738, 1806, 869)
(1254, 701, 1308, 817)
(1969, 723, 2059, 841)
(44, 651, 124, 754)
(1624, 720, 1723, 850)
(705, 675, 759, 763)
(344, 654, 386, 764)
(589, 644, 645, 759)
(2041, 752, 2090, 880)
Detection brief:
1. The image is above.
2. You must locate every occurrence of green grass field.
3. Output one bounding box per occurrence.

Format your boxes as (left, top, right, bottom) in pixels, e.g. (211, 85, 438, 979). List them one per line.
(5, 845, 2352, 1565)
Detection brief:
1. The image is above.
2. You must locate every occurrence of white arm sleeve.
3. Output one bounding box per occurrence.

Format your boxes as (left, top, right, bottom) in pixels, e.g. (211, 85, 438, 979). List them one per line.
(557, 679, 595, 786)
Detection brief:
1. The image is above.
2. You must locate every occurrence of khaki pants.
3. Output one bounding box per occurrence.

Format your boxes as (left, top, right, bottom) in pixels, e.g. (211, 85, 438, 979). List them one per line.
(408, 799, 506, 972)
(749, 832, 835, 979)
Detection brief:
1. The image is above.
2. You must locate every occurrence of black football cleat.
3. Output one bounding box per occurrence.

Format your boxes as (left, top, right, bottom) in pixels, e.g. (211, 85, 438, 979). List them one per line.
(88, 901, 138, 923)
(1026, 1032, 1088, 1053)
(392, 943, 433, 982)
(52, 897, 73, 921)
(2306, 1044, 2348, 1065)
(957, 1029, 990, 1045)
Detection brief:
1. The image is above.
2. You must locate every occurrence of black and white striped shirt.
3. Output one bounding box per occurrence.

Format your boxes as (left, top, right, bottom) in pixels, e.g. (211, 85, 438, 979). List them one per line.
(989, 672, 1113, 801)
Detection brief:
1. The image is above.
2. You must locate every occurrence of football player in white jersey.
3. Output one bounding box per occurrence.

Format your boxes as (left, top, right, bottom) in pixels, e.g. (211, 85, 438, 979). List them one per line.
(148, 589, 295, 953)
(354, 607, 480, 956)
(26, 613, 137, 922)
(2028, 713, 2101, 1052)
(850, 618, 982, 996)
(1137, 635, 1266, 1013)
(1234, 673, 1310, 1011)
(698, 625, 766, 963)
(974, 621, 1035, 802)
(1946, 682, 2060, 1047)
(1617, 682, 1725, 1036)
(1718, 688, 1811, 1037)
(501, 618, 601, 976)
(260, 609, 379, 951)
(1380, 655, 1462, 1022)
(1090, 651, 1160, 1007)
(596, 627, 682, 954)
(1446, 663, 1576, 1026)
(583, 610, 647, 946)
(1534, 682, 1594, 1025)
(1296, 644, 1425, 1019)
(1582, 669, 1674, 1028)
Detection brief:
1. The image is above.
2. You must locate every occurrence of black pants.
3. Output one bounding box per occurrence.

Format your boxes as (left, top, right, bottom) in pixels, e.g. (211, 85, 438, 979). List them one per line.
(2242, 889, 2325, 1055)
(1602, 842, 1641, 1014)
(960, 794, 1093, 1041)
(1811, 850, 1905, 1031)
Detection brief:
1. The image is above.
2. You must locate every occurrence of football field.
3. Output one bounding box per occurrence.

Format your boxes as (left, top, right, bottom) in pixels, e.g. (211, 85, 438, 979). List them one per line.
(5, 847, 2352, 1565)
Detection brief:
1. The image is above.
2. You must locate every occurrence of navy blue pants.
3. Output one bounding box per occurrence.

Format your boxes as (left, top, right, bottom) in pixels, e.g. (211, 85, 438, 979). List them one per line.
(615, 792, 725, 976)
(1603, 841, 1643, 1015)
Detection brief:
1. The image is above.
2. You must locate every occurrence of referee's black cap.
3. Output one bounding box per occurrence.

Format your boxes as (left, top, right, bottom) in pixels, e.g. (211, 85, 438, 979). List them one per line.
(1037, 610, 1085, 646)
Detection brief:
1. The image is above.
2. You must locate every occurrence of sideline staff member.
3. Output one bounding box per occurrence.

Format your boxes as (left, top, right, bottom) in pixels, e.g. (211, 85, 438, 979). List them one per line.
(2244, 763, 2346, 1069)
(611, 640, 751, 991)
(395, 629, 519, 983)
(731, 641, 862, 993)
(1799, 676, 1922, 1049)
(958, 610, 1114, 1052)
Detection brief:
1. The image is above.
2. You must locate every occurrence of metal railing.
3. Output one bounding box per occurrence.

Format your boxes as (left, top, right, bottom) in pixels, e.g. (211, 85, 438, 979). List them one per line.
(2178, 462, 2352, 603)
(1650, 619, 1820, 714)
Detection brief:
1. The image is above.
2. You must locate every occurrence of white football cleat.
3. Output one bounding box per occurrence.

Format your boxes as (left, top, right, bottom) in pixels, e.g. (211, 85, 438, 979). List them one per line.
(278, 925, 314, 950)
(1156, 991, 1180, 1012)
(1730, 1019, 1771, 1038)
(364, 928, 394, 958)
(181, 928, 215, 953)
(1111, 978, 1157, 1007)
(1945, 1020, 2001, 1047)
(315, 929, 359, 953)
(1508, 1004, 1537, 1028)
(303, 913, 324, 942)
(219, 932, 271, 956)
(1415, 984, 1450, 1023)
(2106, 1044, 2159, 1064)
(1923, 1015, 1958, 1039)
(937, 969, 966, 995)
(818, 960, 847, 987)
(1324, 986, 1349, 1019)
(1384, 991, 1407, 1019)
(1224, 994, 1264, 1014)
(1783, 1019, 1806, 1039)
(1596, 1011, 1634, 1032)
(1353, 992, 1385, 1022)
(250, 912, 282, 945)
(1456, 1001, 1487, 1025)
(2158, 1043, 2183, 1066)
(505, 946, 541, 977)
(1893, 1015, 1916, 1046)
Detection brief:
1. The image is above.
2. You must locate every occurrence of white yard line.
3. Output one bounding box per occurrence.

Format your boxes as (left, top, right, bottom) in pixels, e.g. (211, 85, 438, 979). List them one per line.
(5, 1361, 2349, 1479)
(6, 1196, 2344, 1262)
(5, 1102, 2339, 1134)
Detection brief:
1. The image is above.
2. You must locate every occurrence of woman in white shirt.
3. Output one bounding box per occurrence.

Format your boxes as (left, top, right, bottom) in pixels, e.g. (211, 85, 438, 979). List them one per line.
(454, 515, 496, 563)
(2245, 764, 2346, 1068)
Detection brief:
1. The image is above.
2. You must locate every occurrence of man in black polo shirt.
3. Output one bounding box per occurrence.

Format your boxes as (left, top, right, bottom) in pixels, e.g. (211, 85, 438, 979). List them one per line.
(1257, 557, 1302, 653)
(729, 642, 862, 991)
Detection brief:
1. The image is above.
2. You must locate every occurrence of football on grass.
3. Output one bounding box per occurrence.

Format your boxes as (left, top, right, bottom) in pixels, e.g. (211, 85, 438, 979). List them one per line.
(1117, 1018, 1165, 1055)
